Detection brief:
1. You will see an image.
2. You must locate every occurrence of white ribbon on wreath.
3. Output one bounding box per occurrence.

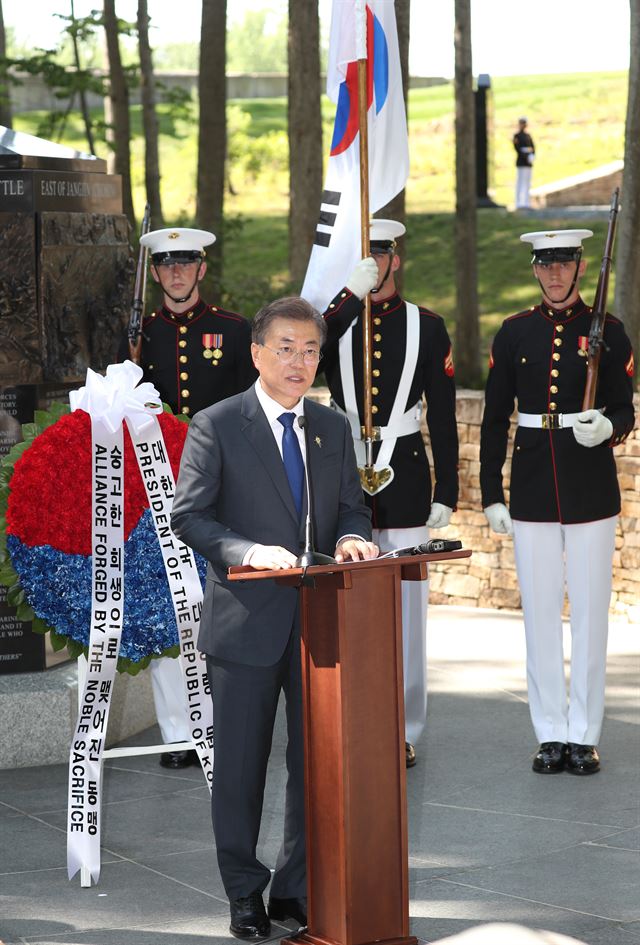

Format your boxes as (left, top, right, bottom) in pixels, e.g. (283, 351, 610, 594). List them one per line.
(66, 362, 212, 883)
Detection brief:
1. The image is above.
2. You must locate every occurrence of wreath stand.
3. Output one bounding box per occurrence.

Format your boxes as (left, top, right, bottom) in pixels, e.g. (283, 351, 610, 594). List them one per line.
(75, 654, 193, 887)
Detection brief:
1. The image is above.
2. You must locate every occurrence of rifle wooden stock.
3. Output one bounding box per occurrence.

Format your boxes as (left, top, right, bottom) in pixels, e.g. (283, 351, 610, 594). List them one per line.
(582, 188, 620, 410)
(127, 202, 152, 365)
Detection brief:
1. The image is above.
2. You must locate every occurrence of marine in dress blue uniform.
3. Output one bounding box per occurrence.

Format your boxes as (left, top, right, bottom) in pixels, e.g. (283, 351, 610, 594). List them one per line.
(321, 220, 459, 766)
(120, 228, 257, 769)
(480, 229, 635, 775)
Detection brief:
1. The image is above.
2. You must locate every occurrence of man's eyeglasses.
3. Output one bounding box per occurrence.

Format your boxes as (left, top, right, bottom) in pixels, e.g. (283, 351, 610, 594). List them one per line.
(261, 344, 323, 365)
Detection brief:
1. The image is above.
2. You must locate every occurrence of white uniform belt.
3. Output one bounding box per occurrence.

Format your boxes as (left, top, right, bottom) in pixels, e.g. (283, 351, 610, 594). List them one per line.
(332, 402, 422, 440)
(518, 411, 580, 430)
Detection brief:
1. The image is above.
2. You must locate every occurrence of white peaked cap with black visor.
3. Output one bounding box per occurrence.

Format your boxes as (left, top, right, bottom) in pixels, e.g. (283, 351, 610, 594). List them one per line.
(141, 227, 216, 264)
(520, 229, 593, 264)
(369, 219, 406, 254)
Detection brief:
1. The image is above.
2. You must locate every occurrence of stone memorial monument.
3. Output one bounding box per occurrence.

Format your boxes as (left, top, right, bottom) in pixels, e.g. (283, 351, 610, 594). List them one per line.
(0, 125, 132, 672)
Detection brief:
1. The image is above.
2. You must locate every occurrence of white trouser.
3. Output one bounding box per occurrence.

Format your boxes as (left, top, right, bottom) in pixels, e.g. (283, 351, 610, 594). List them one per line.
(512, 517, 617, 746)
(373, 525, 429, 744)
(515, 166, 532, 208)
(150, 656, 191, 743)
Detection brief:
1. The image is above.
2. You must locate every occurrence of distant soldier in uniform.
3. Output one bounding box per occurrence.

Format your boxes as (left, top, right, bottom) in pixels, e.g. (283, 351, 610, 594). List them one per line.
(480, 229, 635, 776)
(119, 227, 257, 769)
(320, 220, 459, 768)
(513, 116, 535, 210)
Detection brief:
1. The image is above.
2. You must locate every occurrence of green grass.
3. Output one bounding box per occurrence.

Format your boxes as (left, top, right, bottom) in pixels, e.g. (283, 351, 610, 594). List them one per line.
(12, 70, 627, 382)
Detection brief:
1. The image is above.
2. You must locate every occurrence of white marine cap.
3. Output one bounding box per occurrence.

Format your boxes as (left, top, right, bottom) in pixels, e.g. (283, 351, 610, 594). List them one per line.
(369, 218, 406, 252)
(141, 227, 215, 261)
(520, 228, 593, 262)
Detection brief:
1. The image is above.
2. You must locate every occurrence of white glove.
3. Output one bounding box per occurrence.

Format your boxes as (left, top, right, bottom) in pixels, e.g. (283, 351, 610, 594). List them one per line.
(426, 502, 452, 529)
(484, 503, 513, 536)
(346, 257, 378, 300)
(573, 410, 613, 448)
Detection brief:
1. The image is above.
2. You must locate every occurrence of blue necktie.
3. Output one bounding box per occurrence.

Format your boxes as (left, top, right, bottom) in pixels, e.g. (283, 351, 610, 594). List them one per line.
(278, 412, 304, 519)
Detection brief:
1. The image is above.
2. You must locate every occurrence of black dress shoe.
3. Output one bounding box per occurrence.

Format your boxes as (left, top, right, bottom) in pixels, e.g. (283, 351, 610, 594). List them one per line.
(159, 749, 199, 769)
(268, 895, 307, 926)
(405, 742, 416, 768)
(230, 892, 271, 940)
(567, 743, 600, 775)
(532, 741, 567, 773)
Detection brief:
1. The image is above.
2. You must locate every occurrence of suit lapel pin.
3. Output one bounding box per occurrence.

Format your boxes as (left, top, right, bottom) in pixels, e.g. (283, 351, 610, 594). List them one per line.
(315, 435, 322, 448)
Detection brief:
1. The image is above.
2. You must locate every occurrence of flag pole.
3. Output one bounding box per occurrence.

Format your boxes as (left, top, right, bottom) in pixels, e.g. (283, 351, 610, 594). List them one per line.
(356, 8, 374, 472)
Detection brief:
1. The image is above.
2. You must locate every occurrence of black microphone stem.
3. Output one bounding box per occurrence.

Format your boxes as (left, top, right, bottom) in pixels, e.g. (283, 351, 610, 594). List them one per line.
(296, 415, 335, 568)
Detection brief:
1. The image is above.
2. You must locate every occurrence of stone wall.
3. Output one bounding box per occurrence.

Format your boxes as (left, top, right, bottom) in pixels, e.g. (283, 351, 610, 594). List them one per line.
(530, 161, 623, 208)
(6, 71, 449, 113)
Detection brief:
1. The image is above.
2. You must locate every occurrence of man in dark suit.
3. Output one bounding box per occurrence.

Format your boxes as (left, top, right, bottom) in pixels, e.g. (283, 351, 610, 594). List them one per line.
(171, 296, 376, 939)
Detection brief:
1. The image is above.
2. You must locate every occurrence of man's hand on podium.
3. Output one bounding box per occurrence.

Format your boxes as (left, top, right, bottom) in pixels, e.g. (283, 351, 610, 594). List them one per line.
(246, 544, 297, 570)
(334, 538, 379, 562)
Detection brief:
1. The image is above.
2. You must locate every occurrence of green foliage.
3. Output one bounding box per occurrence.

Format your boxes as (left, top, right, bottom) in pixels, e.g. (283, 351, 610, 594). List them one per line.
(227, 7, 288, 73)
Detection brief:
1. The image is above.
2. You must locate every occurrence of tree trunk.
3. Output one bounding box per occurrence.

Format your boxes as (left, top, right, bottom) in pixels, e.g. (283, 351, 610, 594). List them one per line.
(70, 0, 96, 154)
(453, 0, 481, 388)
(197, 0, 226, 294)
(614, 0, 640, 382)
(288, 0, 323, 288)
(137, 0, 163, 226)
(103, 0, 136, 228)
(0, 0, 12, 128)
(377, 0, 409, 294)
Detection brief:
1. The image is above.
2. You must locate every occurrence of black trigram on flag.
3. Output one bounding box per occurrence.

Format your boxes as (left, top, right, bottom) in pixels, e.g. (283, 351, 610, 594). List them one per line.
(313, 189, 341, 247)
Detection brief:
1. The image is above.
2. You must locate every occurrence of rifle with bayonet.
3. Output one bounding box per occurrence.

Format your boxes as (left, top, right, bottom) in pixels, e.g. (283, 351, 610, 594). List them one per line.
(127, 202, 152, 365)
(582, 188, 620, 410)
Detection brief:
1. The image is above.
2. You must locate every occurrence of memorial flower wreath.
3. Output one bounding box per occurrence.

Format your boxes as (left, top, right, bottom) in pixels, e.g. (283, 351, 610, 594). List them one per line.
(0, 400, 206, 674)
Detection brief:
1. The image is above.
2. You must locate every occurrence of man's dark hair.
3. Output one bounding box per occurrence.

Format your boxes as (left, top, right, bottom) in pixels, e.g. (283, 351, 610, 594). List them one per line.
(252, 296, 327, 345)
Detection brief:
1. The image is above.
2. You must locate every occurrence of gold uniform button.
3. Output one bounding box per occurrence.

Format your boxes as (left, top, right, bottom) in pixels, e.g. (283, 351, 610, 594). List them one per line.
(180, 372, 189, 381)
(148, 363, 154, 370)
(373, 350, 382, 360)
(341, 292, 347, 298)
(552, 352, 561, 361)
(179, 326, 188, 335)
(554, 337, 562, 347)
(551, 368, 559, 377)
(371, 386, 379, 395)
(371, 405, 379, 414)
(556, 324, 564, 333)
(181, 406, 190, 415)
(179, 340, 187, 348)
(372, 368, 380, 377)
(181, 389, 190, 398)
(550, 385, 558, 394)
(179, 355, 188, 364)
(549, 402, 557, 411)
(374, 333, 382, 342)
(187, 312, 193, 319)
(329, 303, 335, 309)
(374, 317, 382, 326)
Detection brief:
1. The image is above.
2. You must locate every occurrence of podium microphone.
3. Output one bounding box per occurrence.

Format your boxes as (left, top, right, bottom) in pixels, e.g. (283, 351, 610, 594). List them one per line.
(296, 416, 336, 568)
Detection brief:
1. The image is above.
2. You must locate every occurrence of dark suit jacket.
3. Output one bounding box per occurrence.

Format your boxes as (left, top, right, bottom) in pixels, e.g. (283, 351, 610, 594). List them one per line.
(171, 384, 372, 665)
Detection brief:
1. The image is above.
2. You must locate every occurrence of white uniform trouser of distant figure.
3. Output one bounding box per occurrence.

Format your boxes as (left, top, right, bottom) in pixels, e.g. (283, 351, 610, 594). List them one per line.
(373, 524, 429, 745)
(512, 516, 617, 746)
(150, 657, 191, 743)
(515, 166, 533, 209)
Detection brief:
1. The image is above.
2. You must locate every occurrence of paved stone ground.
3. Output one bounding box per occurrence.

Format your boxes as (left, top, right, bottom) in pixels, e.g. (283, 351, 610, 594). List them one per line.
(1, 607, 638, 945)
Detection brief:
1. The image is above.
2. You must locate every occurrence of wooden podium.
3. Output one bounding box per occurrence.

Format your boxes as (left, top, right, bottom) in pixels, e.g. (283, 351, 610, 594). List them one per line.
(229, 549, 470, 945)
